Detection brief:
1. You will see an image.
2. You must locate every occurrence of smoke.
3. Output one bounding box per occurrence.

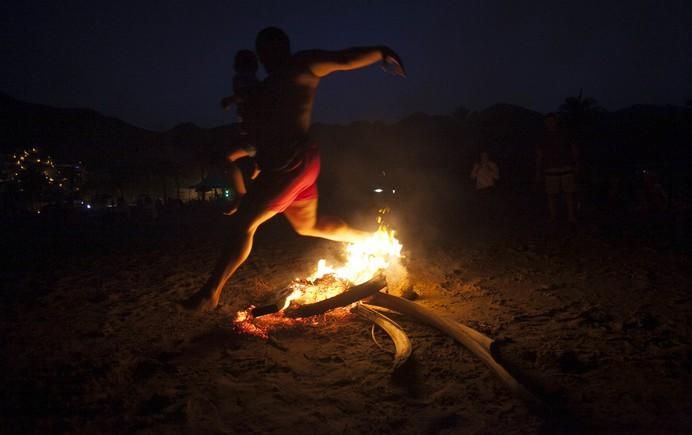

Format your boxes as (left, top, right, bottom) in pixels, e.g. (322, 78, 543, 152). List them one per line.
(384, 255, 409, 297)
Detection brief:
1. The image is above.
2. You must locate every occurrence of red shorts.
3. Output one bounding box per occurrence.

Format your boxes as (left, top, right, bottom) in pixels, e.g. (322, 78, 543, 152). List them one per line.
(249, 144, 320, 213)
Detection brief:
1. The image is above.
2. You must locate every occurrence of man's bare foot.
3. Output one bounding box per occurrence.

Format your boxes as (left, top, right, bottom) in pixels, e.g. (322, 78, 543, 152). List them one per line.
(179, 290, 219, 313)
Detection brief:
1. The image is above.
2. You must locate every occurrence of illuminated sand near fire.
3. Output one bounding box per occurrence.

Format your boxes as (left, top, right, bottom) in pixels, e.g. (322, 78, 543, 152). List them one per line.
(3, 205, 692, 433)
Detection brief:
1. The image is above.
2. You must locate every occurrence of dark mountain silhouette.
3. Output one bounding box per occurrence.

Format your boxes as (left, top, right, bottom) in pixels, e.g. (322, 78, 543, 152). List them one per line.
(0, 93, 161, 171)
(2, 92, 690, 199)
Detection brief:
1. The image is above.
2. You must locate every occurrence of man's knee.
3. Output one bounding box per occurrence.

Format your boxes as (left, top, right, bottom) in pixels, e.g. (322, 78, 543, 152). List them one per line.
(231, 207, 267, 233)
(293, 224, 316, 237)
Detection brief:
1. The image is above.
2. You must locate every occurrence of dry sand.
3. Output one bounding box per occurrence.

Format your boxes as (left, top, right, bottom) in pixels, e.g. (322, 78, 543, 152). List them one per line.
(2, 196, 692, 434)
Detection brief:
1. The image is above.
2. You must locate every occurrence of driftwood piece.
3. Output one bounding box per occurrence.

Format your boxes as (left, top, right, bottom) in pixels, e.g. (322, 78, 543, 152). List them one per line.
(352, 303, 412, 369)
(367, 292, 541, 408)
(283, 274, 387, 319)
(251, 287, 298, 317)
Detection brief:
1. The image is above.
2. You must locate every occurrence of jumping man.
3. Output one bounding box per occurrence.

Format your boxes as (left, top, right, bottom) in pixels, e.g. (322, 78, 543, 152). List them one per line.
(183, 27, 405, 311)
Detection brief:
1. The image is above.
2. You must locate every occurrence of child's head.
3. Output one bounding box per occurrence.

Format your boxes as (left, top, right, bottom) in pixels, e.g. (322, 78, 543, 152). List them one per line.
(234, 49, 258, 74)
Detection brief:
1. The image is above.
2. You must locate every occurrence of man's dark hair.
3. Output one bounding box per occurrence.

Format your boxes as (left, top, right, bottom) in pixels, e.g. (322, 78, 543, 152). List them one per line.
(234, 50, 258, 73)
(256, 26, 290, 52)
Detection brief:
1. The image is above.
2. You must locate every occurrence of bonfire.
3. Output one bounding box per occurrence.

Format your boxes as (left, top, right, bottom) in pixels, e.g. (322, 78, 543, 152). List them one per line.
(233, 212, 541, 408)
(234, 213, 405, 338)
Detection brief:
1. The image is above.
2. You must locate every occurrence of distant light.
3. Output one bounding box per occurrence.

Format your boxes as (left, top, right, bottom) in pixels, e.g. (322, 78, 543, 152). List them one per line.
(86, 204, 91, 209)
(392, 189, 396, 194)
(37, 210, 41, 214)
(373, 188, 384, 193)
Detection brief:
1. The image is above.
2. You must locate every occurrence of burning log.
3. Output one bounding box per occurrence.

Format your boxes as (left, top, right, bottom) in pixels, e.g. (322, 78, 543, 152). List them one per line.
(251, 287, 298, 318)
(283, 274, 387, 319)
(352, 303, 412, 369)
(366, 292, 541, 408)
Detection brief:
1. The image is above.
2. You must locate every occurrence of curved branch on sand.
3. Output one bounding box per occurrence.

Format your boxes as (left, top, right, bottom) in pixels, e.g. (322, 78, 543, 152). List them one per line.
(366, 292, 542, 408)
(352, 303, 412, 369)
(283, 274, 387, 319)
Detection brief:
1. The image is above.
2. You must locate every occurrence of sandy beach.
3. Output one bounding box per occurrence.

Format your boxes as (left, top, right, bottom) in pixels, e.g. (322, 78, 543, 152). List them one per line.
(2, 189, 692, 434)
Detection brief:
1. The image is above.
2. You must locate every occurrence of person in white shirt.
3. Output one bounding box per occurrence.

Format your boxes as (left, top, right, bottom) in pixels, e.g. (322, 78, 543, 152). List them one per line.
(470, 151, 499, 190)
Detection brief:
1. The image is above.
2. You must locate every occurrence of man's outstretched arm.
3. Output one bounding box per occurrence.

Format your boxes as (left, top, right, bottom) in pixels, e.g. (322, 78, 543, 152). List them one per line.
(305, 46, 405, 78)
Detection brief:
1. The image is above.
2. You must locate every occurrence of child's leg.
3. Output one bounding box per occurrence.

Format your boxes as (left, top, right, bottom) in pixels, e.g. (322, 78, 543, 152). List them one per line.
(225, 161, 247, 216)
(230, 162, 247, 196)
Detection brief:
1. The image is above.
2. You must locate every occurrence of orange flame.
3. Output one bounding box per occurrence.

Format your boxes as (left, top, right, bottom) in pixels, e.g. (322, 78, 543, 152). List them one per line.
(234, 219, 405, 337)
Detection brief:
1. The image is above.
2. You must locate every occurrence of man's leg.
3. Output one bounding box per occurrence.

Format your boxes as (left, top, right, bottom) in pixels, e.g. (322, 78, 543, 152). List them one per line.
(284, 198, 370, 244)
(182, 206, 277, 311)
(545, 174, 559, 222)
(547, 193, 557, 222)
(565, 192, 577, 223)
(562, 173, 578, 223)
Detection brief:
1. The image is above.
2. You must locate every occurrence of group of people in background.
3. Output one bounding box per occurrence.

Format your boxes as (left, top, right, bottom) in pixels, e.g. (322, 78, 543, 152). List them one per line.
(470, 112, 580, 226)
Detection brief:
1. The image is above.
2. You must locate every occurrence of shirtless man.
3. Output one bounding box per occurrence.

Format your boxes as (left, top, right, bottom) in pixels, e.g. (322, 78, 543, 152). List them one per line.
(183, 27, 405, 311)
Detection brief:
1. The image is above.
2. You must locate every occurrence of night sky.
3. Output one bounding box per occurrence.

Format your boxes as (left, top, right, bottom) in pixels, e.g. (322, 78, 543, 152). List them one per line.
(2, 0, 690, 130)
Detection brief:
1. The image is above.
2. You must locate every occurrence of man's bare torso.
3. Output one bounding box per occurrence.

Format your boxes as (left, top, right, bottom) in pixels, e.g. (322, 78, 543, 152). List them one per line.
(252, 52, 321, 169)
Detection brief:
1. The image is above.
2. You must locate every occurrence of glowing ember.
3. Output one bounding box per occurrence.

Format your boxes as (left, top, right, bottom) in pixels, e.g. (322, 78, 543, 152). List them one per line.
(233, 307, 352, 339)
(234, 220, 406, 338)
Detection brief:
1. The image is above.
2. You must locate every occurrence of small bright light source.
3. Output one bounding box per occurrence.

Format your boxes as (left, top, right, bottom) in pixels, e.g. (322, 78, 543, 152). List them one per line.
(392, 189, 396, 194)
(86, 204, 91, 209)
(373, 188, 384, 193)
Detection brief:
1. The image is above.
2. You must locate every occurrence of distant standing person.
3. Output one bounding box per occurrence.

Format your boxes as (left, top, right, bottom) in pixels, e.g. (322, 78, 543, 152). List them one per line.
(470, 151, 499, 223)
(470, 151, 499, 191)
(536, 113, 579, 223)
(220, 49, 261, 215)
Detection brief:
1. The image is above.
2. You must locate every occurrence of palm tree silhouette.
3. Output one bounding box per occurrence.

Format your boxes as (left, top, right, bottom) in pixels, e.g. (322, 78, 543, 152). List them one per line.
(560, 89, 602, 118)
(559, 89, 604, 137)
